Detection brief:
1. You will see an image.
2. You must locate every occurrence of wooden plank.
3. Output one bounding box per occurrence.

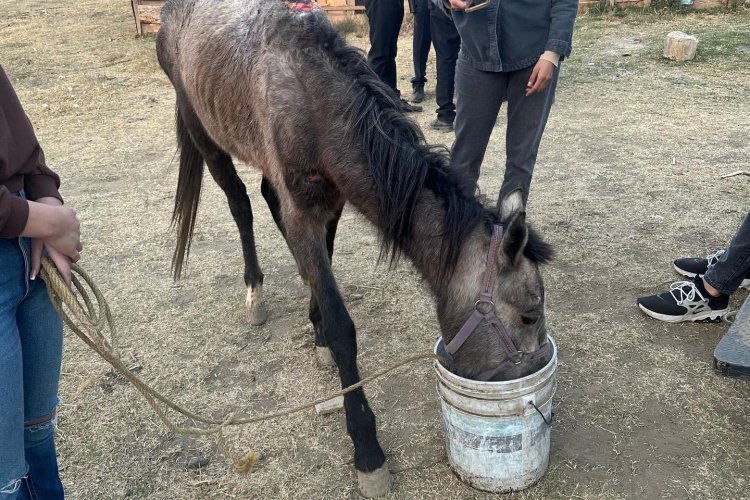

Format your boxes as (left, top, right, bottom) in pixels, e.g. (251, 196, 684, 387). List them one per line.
(141, 23, 161, 34)
(137, 4, 162, 25)
(131, 0, 142, 36)
(323, 5, 366, 11)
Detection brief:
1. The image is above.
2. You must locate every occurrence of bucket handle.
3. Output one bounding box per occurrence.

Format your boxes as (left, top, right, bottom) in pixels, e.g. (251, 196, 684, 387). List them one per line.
(528, 401, 554, 427)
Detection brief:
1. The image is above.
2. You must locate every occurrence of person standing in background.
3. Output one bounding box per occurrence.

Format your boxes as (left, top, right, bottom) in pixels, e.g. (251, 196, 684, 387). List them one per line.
(427, 0, 460, 131)
(364, 0, 422, 112)
(408, 0, 431, 104)
(445, 0, 578, 207)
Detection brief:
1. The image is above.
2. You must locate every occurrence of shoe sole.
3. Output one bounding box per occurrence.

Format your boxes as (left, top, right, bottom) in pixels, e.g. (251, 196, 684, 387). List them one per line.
(638, 303, 729, 323)
(673, 264, 750, 290)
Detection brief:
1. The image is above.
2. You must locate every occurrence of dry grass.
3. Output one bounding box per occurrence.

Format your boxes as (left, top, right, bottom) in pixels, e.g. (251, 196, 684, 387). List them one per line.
(2, 2, 750, 499)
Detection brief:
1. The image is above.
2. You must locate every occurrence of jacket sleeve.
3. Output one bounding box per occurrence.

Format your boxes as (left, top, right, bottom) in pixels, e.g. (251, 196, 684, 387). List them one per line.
(545, 0, 578, 58)
(0, 65, 63, 237)
(0, 186, 30, 238)
(23, 142, 63, 203)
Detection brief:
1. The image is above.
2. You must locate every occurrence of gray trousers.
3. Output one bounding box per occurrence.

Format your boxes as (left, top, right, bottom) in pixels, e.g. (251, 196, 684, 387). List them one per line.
(705, 211, 750, 295)
(451, 58, 558, 207)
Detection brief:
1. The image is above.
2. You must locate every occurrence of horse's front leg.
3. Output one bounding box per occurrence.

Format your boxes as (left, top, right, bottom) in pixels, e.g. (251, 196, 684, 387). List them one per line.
(283, 214, 392, 497)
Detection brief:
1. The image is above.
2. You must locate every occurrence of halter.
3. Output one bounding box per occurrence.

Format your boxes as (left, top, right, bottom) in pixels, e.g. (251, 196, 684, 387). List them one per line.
(442, 224, 551, 381)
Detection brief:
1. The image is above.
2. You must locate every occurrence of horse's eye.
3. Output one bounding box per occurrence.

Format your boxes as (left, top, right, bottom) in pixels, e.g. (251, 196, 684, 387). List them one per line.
(521, 315, 537, 325)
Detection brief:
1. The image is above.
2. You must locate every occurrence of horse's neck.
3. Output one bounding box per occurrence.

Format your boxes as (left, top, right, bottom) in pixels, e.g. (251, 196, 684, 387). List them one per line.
(397, 190, 485, 294)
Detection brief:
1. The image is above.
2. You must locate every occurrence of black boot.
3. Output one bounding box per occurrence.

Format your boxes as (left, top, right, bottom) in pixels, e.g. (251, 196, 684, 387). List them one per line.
(410, 84, 425, 103)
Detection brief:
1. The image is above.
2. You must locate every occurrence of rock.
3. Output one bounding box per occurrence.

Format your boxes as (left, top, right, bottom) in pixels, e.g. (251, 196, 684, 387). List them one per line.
(187, 455, 210, 470)
(314, 395, 344, 415)
(663, 31, 698, 62)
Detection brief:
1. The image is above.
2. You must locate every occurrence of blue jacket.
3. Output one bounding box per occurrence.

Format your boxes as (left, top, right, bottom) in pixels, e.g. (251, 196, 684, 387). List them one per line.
(450, 0, 578, 72)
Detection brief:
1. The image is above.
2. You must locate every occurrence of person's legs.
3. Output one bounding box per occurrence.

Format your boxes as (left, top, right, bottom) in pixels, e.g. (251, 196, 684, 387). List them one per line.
(451, 60, 507, 195)
(16, 238, 64, 499)
(0, 239, 31, 500)
(410, 0, 431, 102)
(500, 63, 559, 207)
(365, 0, 404, 92)
(703, 211, 750, 295)
(429, 8, 460, 126)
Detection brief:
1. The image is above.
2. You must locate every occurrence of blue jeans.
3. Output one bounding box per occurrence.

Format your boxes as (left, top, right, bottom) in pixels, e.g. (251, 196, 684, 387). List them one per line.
(0, 227, 65, 499)
(704, 211, 750, 295)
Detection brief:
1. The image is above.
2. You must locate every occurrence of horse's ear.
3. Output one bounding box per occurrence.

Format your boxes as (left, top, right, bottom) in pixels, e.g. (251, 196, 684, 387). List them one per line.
(503, 210, 528, 267)
(499, 190, 524, 223)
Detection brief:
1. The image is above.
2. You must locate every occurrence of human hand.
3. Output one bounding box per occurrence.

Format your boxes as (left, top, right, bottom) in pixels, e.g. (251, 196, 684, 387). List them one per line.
(449, 0, 468, 9)
(28, 197, 81, 286)
(526, 59, 556, 96)
(31, 240, 72, 286)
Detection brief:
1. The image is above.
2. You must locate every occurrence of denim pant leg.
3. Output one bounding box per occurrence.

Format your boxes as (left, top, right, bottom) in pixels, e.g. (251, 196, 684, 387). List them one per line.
(499, 64, 559, 208)
(410, 0, 431, 87)
(451, 59, 507, 195)
(0, 239, 31, 499)
(0, 237, 64, 500)
(704, 211, 750, 295)
(430, 8, 460, 122)
(18, 257, 64, 500)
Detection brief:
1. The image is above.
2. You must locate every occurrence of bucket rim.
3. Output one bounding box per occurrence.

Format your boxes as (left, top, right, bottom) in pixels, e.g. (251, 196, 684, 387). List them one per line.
(433, 335, 557, 387)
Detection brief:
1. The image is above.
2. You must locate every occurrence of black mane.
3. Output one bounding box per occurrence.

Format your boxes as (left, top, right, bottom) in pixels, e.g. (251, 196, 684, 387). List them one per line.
(313, 18, 486, 283)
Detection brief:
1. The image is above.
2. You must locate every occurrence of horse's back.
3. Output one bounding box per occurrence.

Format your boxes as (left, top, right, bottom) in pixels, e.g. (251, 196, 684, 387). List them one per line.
(158, 0, 337, 167)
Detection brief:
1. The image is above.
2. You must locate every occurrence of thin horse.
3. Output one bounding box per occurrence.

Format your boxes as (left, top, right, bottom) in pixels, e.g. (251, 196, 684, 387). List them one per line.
(156, 0, 553, 495)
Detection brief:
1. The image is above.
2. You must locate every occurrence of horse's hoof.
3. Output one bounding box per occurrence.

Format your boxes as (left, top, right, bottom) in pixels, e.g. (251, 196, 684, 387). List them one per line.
(315, 346, 336, 367)
(357, 466, 393, 498)
(245, 287, 267, 325)
(247, 304, 268, 326)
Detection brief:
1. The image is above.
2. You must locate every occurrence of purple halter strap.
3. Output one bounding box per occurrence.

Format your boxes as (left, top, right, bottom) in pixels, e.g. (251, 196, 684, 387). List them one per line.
(443, 224, 551, 382)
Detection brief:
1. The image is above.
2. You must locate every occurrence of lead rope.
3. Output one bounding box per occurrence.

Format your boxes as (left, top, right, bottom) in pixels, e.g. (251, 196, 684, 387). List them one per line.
(39, 257, 442, 472)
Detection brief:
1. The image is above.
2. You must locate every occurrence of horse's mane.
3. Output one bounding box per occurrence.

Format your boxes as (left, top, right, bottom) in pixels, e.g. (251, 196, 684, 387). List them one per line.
(307, 17, 487, 283)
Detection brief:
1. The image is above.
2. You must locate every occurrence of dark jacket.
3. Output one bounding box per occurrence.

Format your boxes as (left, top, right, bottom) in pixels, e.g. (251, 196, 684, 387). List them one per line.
(0, 65, 62, 238)
(449, 0, 578, 72)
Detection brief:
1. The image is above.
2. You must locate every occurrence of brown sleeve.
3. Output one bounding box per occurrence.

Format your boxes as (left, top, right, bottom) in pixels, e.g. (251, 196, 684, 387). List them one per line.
(23, 144, 63, 203)
(0, 65, 63, 205)
(0, 185, 30, 238)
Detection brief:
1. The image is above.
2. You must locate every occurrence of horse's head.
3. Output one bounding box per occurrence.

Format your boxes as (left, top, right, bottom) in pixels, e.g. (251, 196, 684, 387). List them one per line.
(437, 192, 553, 382)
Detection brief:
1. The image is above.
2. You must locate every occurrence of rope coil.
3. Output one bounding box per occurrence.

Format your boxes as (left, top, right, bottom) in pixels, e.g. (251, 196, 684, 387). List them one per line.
(39, 257, 440, 471)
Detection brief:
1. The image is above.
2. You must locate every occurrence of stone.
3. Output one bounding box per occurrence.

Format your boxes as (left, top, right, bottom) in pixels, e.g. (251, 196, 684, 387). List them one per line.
(186, 455, 210, 470)
(314, 395, 344, 415)
(663, 31, 699, 62)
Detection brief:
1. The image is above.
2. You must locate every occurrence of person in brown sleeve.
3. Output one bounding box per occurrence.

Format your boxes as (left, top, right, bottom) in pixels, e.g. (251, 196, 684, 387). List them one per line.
(0, 64, 80, 499)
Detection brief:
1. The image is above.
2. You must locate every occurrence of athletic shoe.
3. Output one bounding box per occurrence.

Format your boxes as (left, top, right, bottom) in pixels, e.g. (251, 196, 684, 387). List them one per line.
(674, 249, 750, 289)
(637, 277, 730, 323)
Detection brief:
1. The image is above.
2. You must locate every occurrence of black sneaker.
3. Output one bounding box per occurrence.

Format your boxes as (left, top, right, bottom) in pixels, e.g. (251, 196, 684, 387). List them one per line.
(400, 99, 422, 112)
(637, 276, 730, 323)
(410, 85, 425, 103)
(674, 249, 750, 289)
(429, 117, 454, 132)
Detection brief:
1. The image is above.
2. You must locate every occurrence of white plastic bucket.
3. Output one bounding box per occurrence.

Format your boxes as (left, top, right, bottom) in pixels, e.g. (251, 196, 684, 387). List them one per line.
(433, 336, 557, 492)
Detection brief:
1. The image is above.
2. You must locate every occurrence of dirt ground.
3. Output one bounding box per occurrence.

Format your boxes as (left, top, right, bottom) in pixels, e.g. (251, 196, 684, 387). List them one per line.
(2, 2, 750, 499)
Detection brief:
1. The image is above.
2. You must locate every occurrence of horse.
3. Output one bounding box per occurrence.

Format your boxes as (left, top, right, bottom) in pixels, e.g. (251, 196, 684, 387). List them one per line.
(156, 0, 553, 495)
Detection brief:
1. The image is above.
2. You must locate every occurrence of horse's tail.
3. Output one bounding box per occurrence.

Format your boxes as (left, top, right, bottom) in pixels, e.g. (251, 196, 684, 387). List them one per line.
(171, 104, 204, 279)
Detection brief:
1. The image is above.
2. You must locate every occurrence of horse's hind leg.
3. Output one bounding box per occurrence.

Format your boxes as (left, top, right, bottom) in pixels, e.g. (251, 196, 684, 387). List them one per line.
(280, 207, 391, 497)
(177, 100, 268, 325)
